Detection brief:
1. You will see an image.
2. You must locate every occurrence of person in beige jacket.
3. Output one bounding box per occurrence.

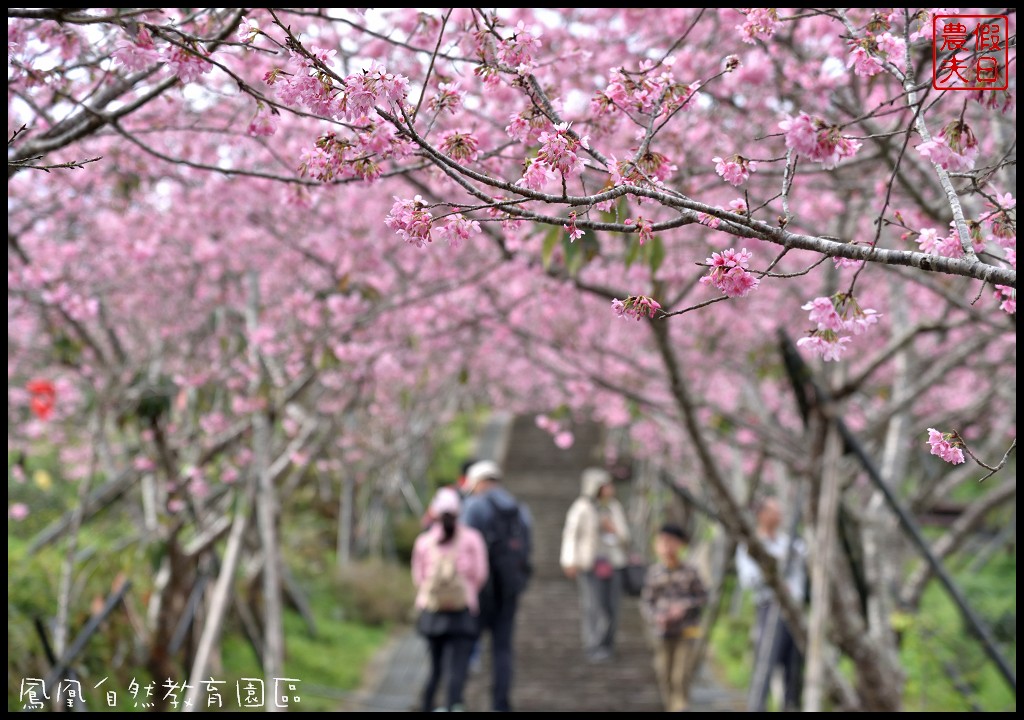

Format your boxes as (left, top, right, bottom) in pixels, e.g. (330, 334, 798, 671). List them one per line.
(560, 467, 631, 662)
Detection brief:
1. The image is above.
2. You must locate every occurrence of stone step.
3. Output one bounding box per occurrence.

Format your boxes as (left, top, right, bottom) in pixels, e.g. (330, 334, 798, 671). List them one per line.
(462, 415, 665, 712)
(346, 414, 746, 713)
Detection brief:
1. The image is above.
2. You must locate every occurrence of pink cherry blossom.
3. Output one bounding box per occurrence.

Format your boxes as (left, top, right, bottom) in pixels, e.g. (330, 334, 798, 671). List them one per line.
(832, 257, 865, 270)
(737, 8, 779, 44)
(796, 333, 853, 362)
(634, 296, 662, 319)
(237, 16, 260, 44)
(847, 46, 884, 77)
(166, 45, 211, 84)
(436, 214, 481, 249)
(564, 212, 584, 242)
(498, 21, 542, 68)
(802, 296, 844, 332)
(797, 293, 880, 361)
(926, 428, 966, 465)
(700, 248, 760, 298)
(384, 196, 434, 247)
(429, 82, 464, 114)
(532, 122, 589, 180)
(875, 32, 907, 71)
(995, 285, 1015, 314)
(247, 103, 279, 137)
(112, 27, 160, 71)
(696, 212, 722, 229)
(713, 155, 757, 187)
(916, 121, 979, 172)
(625, 217, 654, 246)
(916, 228, 942, 254)
(518, 157, 556, 190)
(535, 414, 557, 432)
(9, 503, 30, 521)
(779, 113, 862, 168)
(506, 110, 548, 144)
(440, 130, 480, 162)
(554, 430, 575, 449)
(611, 295, 662, 320)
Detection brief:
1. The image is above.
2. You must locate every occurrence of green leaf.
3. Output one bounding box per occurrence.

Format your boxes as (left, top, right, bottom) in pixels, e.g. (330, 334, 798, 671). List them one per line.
(600, 196, 628, 224)
(564, 235, 583, 276)
(648, 235, 665, 274)
(580, 227, 601, 262)
(541, 225, 561, 270)
(624, 236, 640, 268)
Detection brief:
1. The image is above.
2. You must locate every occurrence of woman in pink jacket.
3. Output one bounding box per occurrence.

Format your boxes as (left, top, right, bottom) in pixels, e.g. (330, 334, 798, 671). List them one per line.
(411, 486, 489, 712)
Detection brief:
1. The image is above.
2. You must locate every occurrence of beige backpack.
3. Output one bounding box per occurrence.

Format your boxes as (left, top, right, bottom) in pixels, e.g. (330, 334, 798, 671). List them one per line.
(423, 542, 467, 612)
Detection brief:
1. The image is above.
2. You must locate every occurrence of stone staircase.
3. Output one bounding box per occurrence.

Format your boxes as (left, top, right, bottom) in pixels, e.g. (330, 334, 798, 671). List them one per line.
(344, 413, 745, 712)
(462, 414, 663, 712)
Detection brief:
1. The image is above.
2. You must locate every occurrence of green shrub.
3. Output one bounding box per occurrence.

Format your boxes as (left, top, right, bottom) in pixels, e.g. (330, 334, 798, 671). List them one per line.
(392, 515, 422, 567)
(333, 559, 416, 627)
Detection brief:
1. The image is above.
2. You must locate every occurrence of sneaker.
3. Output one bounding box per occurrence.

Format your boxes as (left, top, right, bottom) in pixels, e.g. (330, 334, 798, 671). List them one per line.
(586, 648, 611, 663)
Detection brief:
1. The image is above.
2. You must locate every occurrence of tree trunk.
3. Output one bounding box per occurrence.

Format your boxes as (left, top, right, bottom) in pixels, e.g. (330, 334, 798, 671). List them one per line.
(805, 421, 842, 711)
(182, 479, 257, 711)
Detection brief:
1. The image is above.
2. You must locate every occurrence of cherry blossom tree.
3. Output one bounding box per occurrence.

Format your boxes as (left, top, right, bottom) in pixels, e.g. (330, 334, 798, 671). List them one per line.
(8, 8, 1015, 710)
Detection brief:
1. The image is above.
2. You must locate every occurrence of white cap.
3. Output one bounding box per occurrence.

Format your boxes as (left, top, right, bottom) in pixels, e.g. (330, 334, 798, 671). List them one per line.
(429, 486, 461, 516)
(464, 460, 502, 493)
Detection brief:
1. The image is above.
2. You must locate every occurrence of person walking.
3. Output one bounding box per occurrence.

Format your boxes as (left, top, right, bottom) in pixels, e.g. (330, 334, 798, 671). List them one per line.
(460, 460, 532, 712)
(411, 487, 489, 712)
(420, 458, 477, 530)
(640, 523, 709, 712)
(735, 496, 807, 712)
(559, 467, 631, 662)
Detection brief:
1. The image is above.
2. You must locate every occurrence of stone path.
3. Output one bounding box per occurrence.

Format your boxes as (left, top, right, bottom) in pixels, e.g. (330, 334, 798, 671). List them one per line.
(341, 414, 745, 712)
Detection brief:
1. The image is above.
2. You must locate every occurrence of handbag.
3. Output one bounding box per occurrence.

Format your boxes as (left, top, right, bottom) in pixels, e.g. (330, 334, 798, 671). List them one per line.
(416, 609, 449, 638)
(416, 608, 479, 638)
(623, 556, 647, 597)
(592, 556, 615, 580)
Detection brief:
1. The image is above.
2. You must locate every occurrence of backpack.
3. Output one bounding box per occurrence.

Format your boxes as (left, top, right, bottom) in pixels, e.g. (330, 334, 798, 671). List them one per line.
(483, 496, 532, 599)
(422, 543, 467, 612)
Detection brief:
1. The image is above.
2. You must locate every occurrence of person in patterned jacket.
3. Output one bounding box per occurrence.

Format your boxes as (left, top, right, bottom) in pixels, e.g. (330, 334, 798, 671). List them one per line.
(640, 523, 709, 712)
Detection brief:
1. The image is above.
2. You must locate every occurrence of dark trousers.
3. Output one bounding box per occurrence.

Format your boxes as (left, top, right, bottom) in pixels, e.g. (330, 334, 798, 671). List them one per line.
(751, 601, 804, 711)
(479, 591, 520, 712)
(423, 634, 475, 711)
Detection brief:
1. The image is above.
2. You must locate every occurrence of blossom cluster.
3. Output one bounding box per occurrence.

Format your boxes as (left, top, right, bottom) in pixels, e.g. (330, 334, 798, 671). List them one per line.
(699, 248, 759, 298)
(535, 414, 574, 449)
(518, 122, 589, 189)
(384, 196, 481, 248)
(796, 294, 880, 362)
(591, 61, 700, 118)
(713, 155, 758, 187)
(270, 51, 408, 124)
(299, 122, 410, 183)
(916, 120, 980, 172)
(846, 31, 907, 77)
(625, 217, 654, 246)
(113, 26, 211, 83)
(926, 428, 966, 465)
(737, 8, 780, 44)
(779, 113, 862, 168)
(611, 295, 662, 321)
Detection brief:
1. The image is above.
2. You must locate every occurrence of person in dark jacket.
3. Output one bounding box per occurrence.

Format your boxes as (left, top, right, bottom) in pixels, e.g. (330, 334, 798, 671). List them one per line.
(460, 460, 532, 713)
